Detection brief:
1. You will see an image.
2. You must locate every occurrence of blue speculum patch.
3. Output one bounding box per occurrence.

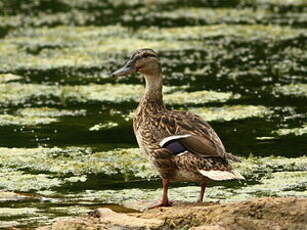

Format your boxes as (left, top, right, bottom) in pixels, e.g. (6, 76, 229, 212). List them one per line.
(163, 140, 187, 155)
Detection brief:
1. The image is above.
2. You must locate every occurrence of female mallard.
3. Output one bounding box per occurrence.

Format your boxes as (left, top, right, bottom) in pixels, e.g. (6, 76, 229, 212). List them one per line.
(112, 48, 244, 208)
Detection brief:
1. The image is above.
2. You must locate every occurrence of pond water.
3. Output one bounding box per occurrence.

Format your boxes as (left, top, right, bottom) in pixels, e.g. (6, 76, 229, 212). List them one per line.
(0, 0, 306, 228)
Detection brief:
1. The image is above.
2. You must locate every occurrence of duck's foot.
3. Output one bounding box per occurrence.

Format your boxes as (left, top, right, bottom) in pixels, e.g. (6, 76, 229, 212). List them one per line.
(147, 200, 173, 209)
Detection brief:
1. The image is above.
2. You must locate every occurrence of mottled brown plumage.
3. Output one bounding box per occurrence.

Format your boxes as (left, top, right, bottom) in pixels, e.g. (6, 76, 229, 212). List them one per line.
(112, 48, 244, 208)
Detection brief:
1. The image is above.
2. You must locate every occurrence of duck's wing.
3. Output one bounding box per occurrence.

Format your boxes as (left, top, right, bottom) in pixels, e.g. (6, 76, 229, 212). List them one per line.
(159, 111, 240, 162)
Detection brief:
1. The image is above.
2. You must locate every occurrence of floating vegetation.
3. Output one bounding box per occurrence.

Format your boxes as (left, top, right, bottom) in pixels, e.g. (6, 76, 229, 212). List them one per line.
(89, 122, 119, 131)
(0, 147, 154, 179)
(139, 24, 306, 41)
(234, 155, 307, 179)
(0, 108, 86, 126)
(49, 206, 90, 215)
(191, 105, 270, 122)
(256, 0, 307, 7)
(0, 145, 306, 193)
(236, 171, 307, 198)
(0, 169, 63, 192)
(67, 168, 307, 206)
(0, 207, 38, 217)
(16, 107, 86, 117)
(0, 35, 200, 71)
(273, 124, 307, 136)
(64, 176, 87, 183)
(164, 90, 239, 105)
(0, 83, 236, 107)
(0, 114, 57, 126)
(124, 105, 269, 122)
(273, 84, 307, 97)
(0, 83, 61, 106)
(0, 73, 22, 83)
(64, 84, 144, 104)
(256, 136, 276, 140)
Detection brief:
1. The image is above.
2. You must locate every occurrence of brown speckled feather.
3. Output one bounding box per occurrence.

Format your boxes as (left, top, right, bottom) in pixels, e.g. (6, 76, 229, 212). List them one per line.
(115, 48, 245, 182)
(133, 96, 242, 182)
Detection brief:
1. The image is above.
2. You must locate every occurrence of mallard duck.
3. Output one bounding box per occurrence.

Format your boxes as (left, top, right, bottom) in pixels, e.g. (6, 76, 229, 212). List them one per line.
(112, 48, 244, 208)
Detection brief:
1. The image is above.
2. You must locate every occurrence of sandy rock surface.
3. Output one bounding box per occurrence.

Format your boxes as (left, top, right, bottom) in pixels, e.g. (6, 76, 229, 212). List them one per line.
(37, 197, 307, 230)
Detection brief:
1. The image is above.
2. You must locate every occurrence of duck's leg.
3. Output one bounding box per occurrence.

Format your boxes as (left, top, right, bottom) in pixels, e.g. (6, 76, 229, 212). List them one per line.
(197, 182, 208, 203)
(148, 178, 172, 208)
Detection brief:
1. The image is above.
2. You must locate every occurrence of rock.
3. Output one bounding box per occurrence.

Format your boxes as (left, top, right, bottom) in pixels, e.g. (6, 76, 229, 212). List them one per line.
(189, 226, 226, 230)
(122, 199, 217, 212)
(36, 217, 108, 230)
(37, 197, 307, 230)
(92, 208, 163, 228)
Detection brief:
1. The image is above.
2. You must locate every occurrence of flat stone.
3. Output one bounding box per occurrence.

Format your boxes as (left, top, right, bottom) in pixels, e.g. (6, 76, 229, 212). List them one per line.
(95, 208, 163, 228)
(36, 197, 307, 230)
(189, 226, 226, 230)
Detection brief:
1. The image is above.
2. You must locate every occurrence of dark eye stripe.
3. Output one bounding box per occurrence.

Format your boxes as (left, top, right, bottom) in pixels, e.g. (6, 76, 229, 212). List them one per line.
(142, 53, 157, 58)
(133, 53, 157, 61)
(130, 49, 158, 59)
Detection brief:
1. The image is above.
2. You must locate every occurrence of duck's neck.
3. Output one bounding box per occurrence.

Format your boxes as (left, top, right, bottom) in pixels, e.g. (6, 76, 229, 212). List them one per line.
(142, 73, 165, 109)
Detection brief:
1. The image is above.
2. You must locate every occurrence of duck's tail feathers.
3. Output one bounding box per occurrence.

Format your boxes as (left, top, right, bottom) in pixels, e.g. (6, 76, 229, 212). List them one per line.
(199, 169, 245, 181)
(225, 152, 242, 162)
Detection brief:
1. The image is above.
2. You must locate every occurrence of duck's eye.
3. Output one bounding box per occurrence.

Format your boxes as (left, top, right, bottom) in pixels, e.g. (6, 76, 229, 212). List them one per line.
(142, 53, 157, 58)
(136, 65, 143, 71)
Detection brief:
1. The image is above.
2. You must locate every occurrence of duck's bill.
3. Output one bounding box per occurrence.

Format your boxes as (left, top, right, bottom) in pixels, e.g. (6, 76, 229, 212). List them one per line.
(111, 61, 136, 77)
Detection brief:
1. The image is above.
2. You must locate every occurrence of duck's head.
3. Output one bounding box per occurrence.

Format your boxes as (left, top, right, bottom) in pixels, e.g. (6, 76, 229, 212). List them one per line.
(112, 48, 161, 77)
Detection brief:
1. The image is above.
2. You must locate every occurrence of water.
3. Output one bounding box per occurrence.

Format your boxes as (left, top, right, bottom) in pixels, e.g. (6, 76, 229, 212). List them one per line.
(0, 0, 306, 228)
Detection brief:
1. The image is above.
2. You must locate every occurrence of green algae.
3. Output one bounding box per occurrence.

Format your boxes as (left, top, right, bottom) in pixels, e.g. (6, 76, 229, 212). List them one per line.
(0, 73, 22, 83)
(0, 207, 38, 217)
(0, 83, 133, 106)
(0, 82, 237, 107)
(124, 105, 269, 122)
(0, 170, 63, 192)
(66, 169, 307, 206)
(234, 155, 307, 179)
(64, 176, 87, 183)
(64, 84, 144, 104)
(55, 84, 237, 105)
(256, 0, 307, 6)
(2, 0, 306, 29)
(164, 90, 239, 105)
(0, 32, 200, 71)
(2, 23, 304, 72)
(191, 105, 270, 122)
(232, 171, 307, 200)
(0, 147, 154, 179)
(0, 108, 85, 126)
(260, 171, 307, 192)
(89, 122, 119, 131)
(0, 83, 61, 106)
(0, 221, 20, 229)
(0, 145, 306, 194)
(139, 24, 306, 41)
(8, 25, 128, 42)
(16, 107, 86, 117)
(0, 114, 57, 126)
(273, 124, 307, 136)
(49, 206, 90, 215)
(273, 84, 307, 97)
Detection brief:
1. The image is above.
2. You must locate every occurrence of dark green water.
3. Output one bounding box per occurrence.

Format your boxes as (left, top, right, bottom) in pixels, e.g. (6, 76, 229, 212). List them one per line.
(0, 0, 306, 229)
